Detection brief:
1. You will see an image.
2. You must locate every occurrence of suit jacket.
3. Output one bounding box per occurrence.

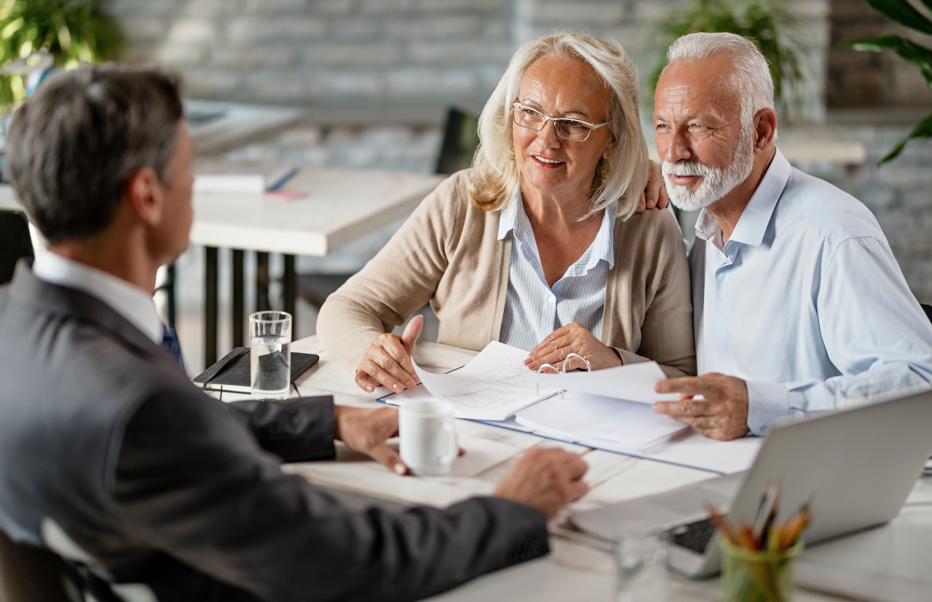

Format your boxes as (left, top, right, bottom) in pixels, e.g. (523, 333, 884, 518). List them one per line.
(0, 261, 549, 602)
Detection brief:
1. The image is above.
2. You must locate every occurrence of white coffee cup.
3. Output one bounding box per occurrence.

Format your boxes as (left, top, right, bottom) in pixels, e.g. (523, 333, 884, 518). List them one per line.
(399, 400, 458, 476)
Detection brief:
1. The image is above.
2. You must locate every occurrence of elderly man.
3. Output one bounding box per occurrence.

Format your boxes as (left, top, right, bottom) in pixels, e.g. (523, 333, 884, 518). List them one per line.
(0, 66, 589, 601)
(651, 32, 932, 440)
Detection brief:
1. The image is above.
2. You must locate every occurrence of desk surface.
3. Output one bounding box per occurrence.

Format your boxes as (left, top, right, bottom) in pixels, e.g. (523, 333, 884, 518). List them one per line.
(281, 335, 924, 602)
(0, 168, 444, 257)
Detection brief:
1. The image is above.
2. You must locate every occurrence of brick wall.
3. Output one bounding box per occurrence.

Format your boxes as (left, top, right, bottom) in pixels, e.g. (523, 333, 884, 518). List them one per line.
(828, 0, 932, 107)
(107, 0, 931, 307)
(112, 0, 828, 114)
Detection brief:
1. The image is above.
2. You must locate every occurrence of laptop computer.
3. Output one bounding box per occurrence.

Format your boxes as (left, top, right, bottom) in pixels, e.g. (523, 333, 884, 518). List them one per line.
(571, 388, 932, 577)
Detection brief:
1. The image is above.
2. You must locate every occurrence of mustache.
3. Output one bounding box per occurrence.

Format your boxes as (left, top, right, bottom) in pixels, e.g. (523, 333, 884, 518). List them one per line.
(661, 161, 716, 178)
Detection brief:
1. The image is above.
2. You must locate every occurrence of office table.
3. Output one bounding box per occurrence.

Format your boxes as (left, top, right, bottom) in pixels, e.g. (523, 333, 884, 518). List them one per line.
(0, 169, 445, 367)
(191, 167, 444, 366)
(273, 335, 932, 602)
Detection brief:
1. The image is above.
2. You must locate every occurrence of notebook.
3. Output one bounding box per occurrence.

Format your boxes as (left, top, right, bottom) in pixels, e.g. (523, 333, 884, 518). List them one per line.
(193, 347, 319, 394)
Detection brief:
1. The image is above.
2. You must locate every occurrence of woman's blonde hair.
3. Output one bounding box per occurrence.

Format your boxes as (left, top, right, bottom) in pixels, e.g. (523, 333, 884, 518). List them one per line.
(470, 32, 648, 220)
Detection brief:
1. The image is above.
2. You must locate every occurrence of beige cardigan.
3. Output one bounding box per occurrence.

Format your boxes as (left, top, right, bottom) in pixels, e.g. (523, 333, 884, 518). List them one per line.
(318, 170, 696, 378)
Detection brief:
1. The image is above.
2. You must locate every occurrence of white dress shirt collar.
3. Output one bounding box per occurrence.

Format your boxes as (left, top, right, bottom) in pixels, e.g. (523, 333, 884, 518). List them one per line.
(497, 182, 615, 270)
(32, 251, 164, 344)
(694, 150, 793, 249)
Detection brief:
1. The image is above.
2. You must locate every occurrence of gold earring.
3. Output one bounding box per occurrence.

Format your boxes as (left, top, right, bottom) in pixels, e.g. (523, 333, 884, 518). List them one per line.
(601, 167, 608, 184)
(510, 145, 515, 161)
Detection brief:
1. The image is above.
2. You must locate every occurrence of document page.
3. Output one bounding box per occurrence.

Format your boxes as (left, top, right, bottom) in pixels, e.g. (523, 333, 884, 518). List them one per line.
(515, 392, 688, 453)
(527, 361, 679, 404)
(410, 341, 560, 421)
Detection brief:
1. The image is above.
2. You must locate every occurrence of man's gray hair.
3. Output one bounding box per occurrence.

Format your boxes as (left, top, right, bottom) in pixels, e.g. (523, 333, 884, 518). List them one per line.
(664, 32, 775, 131)
(7, 66, 183, 245)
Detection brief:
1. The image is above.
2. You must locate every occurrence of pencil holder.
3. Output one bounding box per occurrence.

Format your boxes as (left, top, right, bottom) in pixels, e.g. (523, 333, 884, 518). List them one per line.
(720, 538, 803, 602)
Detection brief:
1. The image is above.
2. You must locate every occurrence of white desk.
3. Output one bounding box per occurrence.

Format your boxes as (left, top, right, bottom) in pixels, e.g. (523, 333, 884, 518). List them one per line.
(283, 335, 929, 602)
(190, 167, 443, 257)
(0, 169, 445, 366)
(192, 167, 443, 364)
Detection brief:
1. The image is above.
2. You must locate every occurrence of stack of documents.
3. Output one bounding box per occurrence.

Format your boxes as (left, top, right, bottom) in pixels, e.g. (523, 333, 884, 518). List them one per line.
(193, 162, 298, 193)
(382, 341, 763, 474)
(514, 393, 687, 454)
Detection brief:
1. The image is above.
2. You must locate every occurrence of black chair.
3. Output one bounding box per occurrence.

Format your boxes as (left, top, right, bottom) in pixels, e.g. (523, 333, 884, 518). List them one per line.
(435, 107, 480, 175)
(921, 303, 932, 325)
(0, 528, 80, 602)
(0, 210, 34, 286)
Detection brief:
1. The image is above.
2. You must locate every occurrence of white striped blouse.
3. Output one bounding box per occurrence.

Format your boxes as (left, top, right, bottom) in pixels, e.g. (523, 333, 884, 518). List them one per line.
(498, 184, 615, 352)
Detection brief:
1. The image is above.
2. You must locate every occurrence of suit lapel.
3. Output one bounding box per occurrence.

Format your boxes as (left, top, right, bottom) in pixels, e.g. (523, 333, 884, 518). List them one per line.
(8, 260, 162, 358)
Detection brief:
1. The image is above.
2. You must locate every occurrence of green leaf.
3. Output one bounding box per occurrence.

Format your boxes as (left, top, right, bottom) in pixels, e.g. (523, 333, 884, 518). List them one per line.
(865, 0, 932, 35)
(845, 35, 932, 87)
(878, 111, 932, 165)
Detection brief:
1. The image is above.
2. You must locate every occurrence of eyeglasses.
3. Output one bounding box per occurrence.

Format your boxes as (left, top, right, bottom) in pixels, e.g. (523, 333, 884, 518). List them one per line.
(512, 102, 609, 142)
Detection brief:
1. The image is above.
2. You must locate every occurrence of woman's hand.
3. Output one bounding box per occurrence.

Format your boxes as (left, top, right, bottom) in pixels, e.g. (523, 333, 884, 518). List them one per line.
(636, 160, 669, 213)
(355, 315, 423, 393)
(523, 322, 622, 371)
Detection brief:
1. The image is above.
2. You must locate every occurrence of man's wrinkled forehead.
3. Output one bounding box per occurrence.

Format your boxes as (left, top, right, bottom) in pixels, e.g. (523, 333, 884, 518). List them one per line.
(655, 55, 741, 121)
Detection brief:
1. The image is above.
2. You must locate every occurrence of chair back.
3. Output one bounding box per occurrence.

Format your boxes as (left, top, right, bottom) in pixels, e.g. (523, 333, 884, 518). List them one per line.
(435, 107, 479, 175)
(922, 303, 932, 325)
(0, 211, 33, 286)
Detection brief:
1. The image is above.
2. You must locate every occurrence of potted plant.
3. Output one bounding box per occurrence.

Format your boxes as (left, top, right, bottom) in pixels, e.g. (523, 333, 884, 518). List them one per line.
(845, 0, 932, 164)
(648, 0, 811, 119)
(0, 0, 124, 114)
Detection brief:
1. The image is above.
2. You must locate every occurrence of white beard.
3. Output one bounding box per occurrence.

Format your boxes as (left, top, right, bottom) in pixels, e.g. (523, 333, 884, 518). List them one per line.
(662, 126, 755, 212)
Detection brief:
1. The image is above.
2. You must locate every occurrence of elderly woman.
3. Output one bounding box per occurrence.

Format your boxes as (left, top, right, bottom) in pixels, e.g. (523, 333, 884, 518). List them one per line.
(318, 32, 695, 394)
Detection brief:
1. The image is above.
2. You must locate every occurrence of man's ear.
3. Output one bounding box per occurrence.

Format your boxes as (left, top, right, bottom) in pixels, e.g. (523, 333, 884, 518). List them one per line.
(753, 108, 777, 151)
(124, 167, 164, 227)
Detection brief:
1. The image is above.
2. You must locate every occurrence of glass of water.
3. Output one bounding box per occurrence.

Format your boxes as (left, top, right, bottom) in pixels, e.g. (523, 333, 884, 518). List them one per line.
(249, 311, 292, 400)
(614, 531, 669, 602)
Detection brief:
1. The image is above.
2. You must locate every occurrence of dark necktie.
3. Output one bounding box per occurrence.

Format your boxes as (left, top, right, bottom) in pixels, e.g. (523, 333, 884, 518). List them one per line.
(161, 324, 185, 371)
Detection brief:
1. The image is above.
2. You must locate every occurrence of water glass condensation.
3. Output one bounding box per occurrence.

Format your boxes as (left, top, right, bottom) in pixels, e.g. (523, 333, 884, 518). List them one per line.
(249, 311, 292, 400)
(614, 532, 668, 602)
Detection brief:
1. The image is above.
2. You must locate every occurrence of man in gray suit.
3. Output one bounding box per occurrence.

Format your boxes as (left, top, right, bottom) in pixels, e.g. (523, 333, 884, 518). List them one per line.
(0, 67, 589, 602)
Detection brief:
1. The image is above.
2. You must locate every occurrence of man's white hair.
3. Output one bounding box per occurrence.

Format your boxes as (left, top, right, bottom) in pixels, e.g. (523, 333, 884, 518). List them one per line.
(663, 32, 775, 132)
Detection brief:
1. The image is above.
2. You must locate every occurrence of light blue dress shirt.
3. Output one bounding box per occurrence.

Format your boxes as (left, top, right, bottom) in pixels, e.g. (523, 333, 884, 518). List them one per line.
(691, 150, 932, 435)
(498, 184, 615, 352)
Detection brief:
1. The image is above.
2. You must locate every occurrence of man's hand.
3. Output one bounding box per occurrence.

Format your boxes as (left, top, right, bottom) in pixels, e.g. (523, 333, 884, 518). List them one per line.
(636, 160, 670, 213)
(524, 322, 622, 372)
(334, 405, 408, 475)
(494, 447, 589, 519)
(355, 315, 423, 393)
(652, 373, 751, 441)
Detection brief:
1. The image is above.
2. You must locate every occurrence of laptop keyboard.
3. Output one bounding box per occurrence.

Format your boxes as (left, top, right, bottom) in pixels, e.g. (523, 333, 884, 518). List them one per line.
(669, 517, 716, 554)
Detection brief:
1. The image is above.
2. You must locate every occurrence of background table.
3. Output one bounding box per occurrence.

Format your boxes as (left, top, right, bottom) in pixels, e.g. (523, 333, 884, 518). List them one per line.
(0, 169, 445, 367)
(192, 167, 443, 365)
(270, 335, 932, 602)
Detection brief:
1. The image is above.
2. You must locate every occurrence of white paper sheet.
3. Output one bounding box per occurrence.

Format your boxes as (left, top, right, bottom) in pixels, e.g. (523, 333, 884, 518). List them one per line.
(409, 341, 559, 421)
(527, 361, 679, 404)
(481, 415, 762, 474)
(515, 392, 688, 453)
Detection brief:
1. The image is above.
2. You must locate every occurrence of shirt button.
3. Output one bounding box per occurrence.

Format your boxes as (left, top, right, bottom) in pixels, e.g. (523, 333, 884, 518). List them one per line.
(548, 296, 555, 304)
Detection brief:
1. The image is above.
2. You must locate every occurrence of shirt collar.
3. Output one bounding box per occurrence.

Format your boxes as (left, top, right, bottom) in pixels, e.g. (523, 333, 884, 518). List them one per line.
(694, 149, 792, 248)
(497, 182, 616, 270)
(497, 183, 522, 241)
(32, 251, 164, 344)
